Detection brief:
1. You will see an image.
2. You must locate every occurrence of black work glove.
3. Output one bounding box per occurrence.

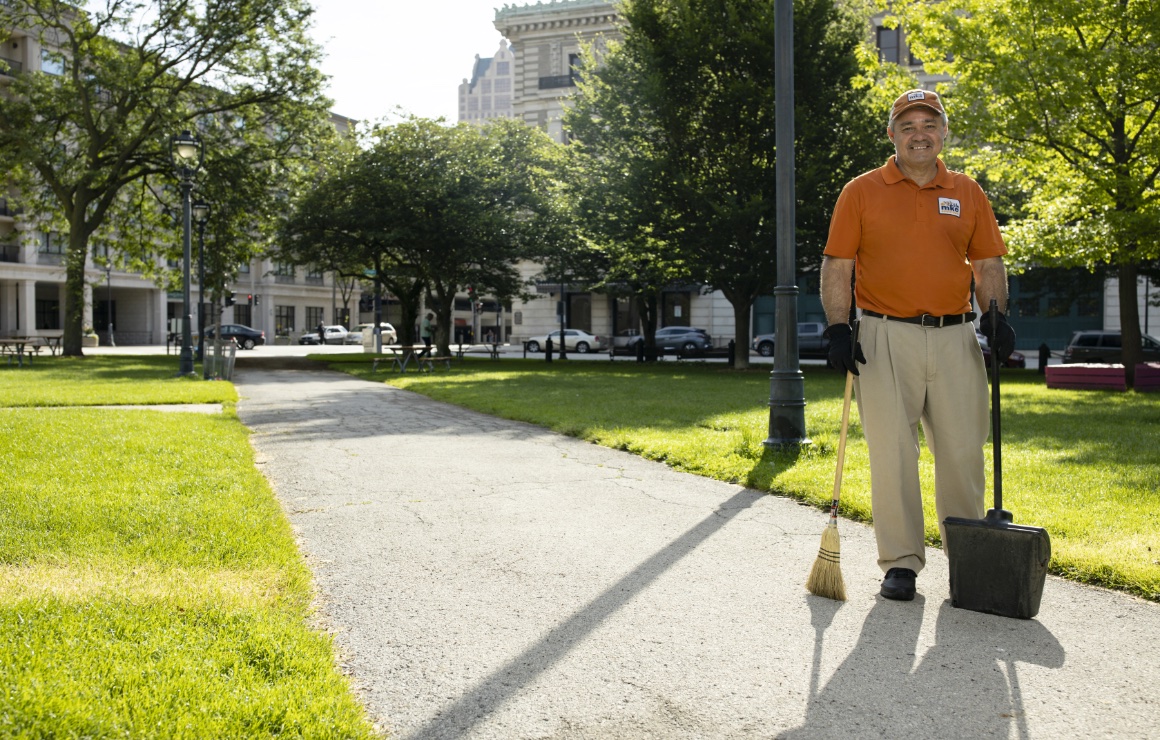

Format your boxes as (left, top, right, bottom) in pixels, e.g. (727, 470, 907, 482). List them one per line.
(823, 323, 867, 376)
(979, 310, 1016, 363)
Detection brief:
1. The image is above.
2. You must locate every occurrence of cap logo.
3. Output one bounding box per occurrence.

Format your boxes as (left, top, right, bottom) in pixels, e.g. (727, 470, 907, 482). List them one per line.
(908, 91, 927, 102)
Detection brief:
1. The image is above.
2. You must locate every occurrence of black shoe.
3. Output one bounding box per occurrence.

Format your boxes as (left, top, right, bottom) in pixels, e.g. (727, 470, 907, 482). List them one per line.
(880, 568, 917, 601)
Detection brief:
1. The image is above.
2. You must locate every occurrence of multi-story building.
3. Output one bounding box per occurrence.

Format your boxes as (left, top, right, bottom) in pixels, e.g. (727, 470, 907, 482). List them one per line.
(494, 0, 620, 144)
(0, 17, 346, 347)
(458, 40, 516, 126)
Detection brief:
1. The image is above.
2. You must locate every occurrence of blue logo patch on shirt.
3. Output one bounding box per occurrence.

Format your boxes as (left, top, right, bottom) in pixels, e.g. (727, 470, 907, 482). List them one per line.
(938, 197, 961, 217)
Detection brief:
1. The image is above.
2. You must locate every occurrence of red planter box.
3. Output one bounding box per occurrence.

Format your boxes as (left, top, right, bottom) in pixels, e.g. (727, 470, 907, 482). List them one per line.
(1046, 362, 1160, 392)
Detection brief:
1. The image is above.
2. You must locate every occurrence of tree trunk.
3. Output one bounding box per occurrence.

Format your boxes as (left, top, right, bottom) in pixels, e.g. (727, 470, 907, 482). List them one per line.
(639, 291, 660, 362)
(721, 290, 755, 370)
(62, 218, 92, 357)
(1118, 261, 1141, 389)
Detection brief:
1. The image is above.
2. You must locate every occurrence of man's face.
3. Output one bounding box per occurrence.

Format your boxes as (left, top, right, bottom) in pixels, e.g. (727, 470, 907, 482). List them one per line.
(888, 107, 947, 172)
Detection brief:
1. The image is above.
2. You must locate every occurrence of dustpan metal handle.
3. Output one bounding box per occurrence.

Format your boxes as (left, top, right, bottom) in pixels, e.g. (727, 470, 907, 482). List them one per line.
(989, 299, 1002, 512)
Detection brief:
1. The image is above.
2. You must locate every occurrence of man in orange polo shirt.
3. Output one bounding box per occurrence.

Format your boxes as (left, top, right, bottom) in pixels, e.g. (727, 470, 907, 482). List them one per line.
(819, 89, 1016, 601)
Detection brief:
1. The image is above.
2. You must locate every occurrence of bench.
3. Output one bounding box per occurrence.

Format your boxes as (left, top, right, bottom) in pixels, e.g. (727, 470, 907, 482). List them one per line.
(418, 356, 453, 372)
(1044, 363, 1160, 392)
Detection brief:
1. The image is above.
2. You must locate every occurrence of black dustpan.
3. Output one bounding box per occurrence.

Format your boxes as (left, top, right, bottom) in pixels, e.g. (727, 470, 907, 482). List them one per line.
(943, 300, 1050, 619)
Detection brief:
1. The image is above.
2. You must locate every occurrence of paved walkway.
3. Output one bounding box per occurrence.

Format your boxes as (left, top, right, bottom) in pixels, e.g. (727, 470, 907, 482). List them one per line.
(234, 366, 1159, 739)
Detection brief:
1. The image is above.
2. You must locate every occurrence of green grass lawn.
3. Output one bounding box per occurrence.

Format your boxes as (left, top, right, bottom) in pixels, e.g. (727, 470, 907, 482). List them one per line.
(329, 356, 1160, 601)
(0, 358, 375, 737)
(0, 355, 237, 407)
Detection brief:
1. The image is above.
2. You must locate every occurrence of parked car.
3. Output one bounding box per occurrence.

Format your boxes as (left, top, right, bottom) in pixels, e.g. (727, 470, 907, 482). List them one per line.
(525, 329, 608, 353)
(622, 326, 712, 356)
(203, 323, 265, 350)
(976, 331, 1027, 369)
(299, 325, 347, 345)
(612, 329, 641, 349)
(752, 322, 829, 357)
(1062, 330, 1160, 364)
(356, 322, 398, 348)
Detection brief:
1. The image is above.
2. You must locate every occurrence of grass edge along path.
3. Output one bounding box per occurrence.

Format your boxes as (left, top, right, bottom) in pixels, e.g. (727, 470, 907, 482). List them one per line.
(328, 356, 1160, 602)
(0, 405, 377, 738)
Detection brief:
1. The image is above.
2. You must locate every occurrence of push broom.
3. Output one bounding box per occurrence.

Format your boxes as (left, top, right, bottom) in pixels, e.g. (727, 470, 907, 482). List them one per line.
(806, 369, 853, 601)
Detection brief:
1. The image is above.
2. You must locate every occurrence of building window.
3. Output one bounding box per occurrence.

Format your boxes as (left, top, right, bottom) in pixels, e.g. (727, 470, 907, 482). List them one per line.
(877, 27, 900, 64)
(482, 79, 492, 94)
(274, 305, 295, 336)
(1014, 297, 1039, 318)
(39, 232, 66, 254)
(305, 266, 323, 285)
(496, 61, 510, 76)
(234, 305, 252, 327)
(36, 299, 61, 330)
(274, 260, 296, 284)
(495, 77, 511, 93)
(237, 261, 250, 274)
(1077, 294, 1100, 317)
(40, 49, 64, 76)
(306, 306, 324, 329)
(1047, 296, 1072, 318)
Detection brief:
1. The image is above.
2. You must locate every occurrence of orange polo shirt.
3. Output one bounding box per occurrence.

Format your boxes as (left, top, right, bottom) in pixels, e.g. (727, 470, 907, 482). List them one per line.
(823, 157, 1007, 317)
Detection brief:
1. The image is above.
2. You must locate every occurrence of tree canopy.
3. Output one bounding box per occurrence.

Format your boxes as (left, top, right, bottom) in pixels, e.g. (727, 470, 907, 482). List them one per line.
(0, 0, 333, 356)
(898, 0, 1160, 383)
(566, 0, 890, 366)
(280, 118, 563, 353)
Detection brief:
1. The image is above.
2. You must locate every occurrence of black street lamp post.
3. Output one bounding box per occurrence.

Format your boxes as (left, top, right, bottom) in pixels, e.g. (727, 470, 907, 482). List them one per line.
(170, 130, 203, 377)
(765, 0, 809, 447)
(193, 201, 210, 373)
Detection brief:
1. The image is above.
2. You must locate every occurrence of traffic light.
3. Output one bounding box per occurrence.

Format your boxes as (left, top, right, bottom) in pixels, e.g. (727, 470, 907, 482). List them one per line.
(359, 294, 373, 312)
(254, 295, 260, 306)
(225, 292, 236, 307)
(247, 293, 253, 306)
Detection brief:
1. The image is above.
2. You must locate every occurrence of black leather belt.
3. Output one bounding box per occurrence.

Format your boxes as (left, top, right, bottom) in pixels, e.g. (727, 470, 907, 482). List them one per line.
(861, 309, 977, 327)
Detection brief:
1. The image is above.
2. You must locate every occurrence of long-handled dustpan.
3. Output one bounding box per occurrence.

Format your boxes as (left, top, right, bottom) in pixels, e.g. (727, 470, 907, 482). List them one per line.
(943, 300, 1050, 619)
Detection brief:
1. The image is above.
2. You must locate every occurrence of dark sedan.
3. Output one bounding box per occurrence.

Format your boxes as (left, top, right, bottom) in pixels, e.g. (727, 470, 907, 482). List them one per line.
(629, 326, 712, 356)
(204, 323, 265, 350)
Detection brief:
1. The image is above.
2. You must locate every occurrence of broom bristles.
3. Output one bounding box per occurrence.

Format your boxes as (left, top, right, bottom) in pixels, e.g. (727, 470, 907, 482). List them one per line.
(806, 519, 847, 601)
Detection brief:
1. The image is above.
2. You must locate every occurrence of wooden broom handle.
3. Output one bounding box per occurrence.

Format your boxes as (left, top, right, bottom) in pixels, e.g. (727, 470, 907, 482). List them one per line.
(833, 371, 855, 502)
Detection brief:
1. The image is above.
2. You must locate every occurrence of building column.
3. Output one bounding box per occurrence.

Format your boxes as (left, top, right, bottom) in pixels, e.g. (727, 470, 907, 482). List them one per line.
(152, 288, 167, 344)
(18, 280, 36, 336)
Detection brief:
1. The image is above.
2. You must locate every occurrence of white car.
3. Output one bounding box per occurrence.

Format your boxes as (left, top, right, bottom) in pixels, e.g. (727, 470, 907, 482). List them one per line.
(525, 329, 607, 353)
(299, 326, 346, 345)
(356, 322, 398, 348)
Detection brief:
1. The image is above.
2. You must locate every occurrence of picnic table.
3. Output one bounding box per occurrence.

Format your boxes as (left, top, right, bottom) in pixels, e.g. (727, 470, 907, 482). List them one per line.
(372, 345, 453, 373)
(455, 342, 503, 360)
(0, 338, 39, 367)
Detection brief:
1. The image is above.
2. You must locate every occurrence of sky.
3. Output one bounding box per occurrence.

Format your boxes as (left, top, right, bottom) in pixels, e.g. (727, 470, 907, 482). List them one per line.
(309, 0, 511, 124)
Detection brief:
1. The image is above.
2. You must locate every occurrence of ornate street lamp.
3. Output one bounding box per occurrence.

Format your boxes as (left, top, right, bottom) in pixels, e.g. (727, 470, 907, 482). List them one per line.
(764, 0, 809, 447)
(192, 200, 210, 374)
(170, 130, 203, 377)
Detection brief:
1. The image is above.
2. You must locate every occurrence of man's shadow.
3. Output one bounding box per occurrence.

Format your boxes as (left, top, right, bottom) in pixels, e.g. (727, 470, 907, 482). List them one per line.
(782, 597, 1065, 738)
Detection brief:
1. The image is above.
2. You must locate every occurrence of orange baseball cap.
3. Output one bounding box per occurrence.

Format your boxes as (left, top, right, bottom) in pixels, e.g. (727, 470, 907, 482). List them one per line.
(890, 89, 946, 123)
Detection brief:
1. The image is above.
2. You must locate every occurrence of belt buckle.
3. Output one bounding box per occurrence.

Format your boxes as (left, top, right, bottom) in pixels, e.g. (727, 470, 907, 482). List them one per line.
(920, 314, 940, 328)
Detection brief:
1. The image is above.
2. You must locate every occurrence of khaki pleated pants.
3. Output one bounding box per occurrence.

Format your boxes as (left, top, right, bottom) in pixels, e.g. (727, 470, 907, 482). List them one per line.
(853, 315, 989, 574)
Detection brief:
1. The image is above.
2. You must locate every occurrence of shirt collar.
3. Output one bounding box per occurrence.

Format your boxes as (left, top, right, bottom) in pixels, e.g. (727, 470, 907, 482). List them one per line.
(882, 156, 953, 188)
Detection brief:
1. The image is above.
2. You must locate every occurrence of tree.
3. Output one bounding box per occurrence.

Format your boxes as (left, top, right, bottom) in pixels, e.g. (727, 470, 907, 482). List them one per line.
(567, 0, 888, 368)
(282, 118, 557, 355)
(566, 31, 693, 360)
(0, 0, 331, 356)
(899, 0, 1160, 386)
